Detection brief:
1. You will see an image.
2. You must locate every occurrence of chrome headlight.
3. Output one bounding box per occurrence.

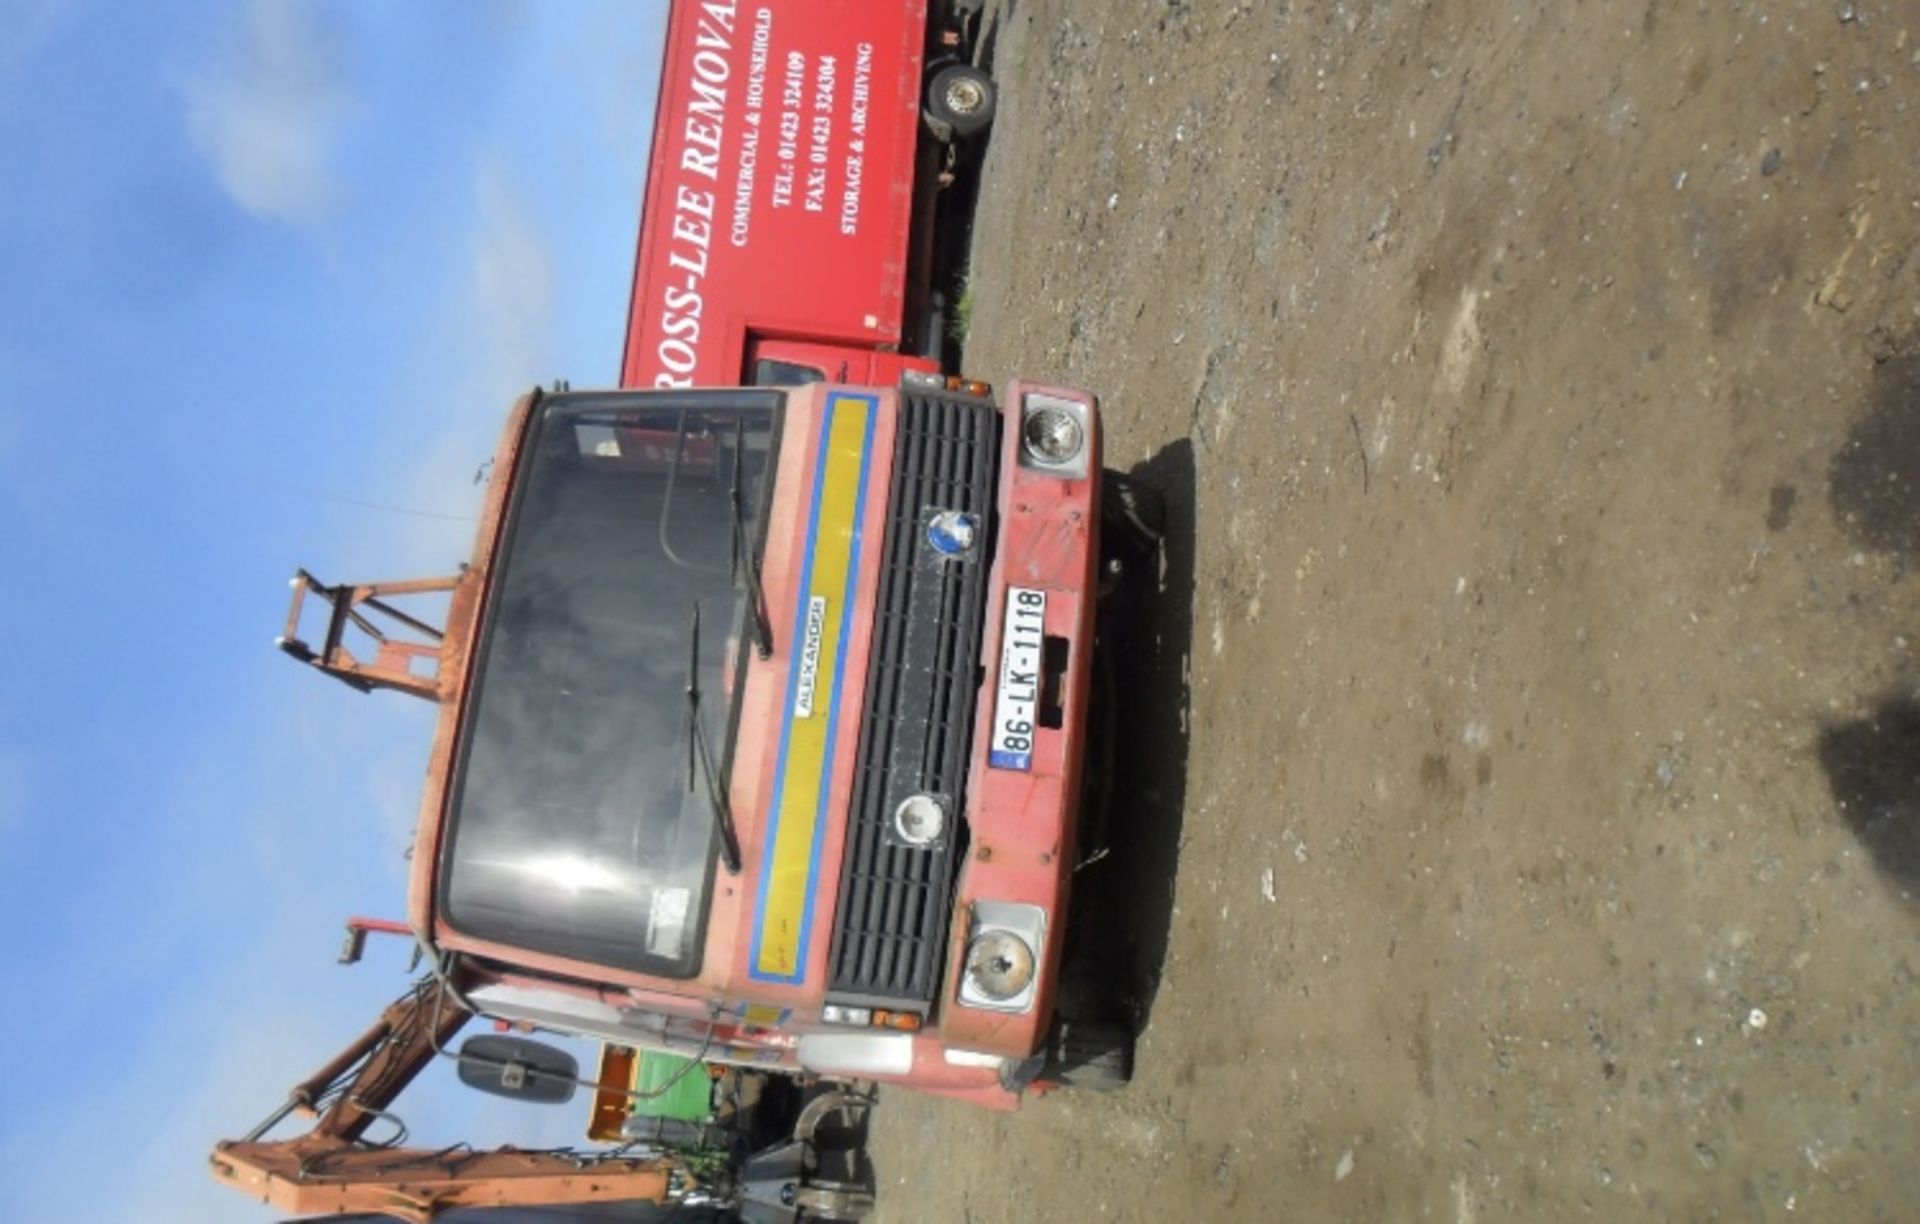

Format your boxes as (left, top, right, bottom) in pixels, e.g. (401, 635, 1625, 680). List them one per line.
(1018, 393, 1091, 478)
(1023, 406, 1083, 464)
(963, 930, 1035, 1001)
(957, 901, 1048, 1013)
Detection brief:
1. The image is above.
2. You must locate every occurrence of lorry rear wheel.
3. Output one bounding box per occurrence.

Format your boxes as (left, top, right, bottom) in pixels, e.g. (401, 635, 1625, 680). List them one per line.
(927, 64, 996, 139)
(1042, 1019, 1135, 1092)
(1099, 469, 1167, 596)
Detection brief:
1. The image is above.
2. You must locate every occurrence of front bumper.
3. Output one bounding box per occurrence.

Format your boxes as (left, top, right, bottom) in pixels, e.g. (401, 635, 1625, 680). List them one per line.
(937, 380, 1101, 1064)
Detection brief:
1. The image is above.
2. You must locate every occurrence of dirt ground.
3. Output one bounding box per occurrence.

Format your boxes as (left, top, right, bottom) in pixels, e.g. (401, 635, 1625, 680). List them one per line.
(870, 1, 1920, 1220)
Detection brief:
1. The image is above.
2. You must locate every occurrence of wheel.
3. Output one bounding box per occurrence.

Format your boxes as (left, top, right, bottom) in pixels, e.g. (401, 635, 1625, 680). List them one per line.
(1102, 469, 1167, 553)
(1042, 1019, 1134, 1092)
(1074, 640, 1118, 869)
(927, 64, 996, 139)
(1099, 469, 1167, 596)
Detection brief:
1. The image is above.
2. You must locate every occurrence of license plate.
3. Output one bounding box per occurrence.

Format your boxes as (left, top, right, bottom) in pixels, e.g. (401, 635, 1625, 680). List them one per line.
(988, 587, 1047, 770)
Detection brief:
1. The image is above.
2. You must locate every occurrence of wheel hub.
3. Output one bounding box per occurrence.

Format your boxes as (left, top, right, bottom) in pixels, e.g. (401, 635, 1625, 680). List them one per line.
(944, 77, 986, 115)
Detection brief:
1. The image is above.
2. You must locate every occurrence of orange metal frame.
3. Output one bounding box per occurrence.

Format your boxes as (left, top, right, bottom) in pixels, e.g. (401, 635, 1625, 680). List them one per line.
(211, 1137, 681, 1223)
(277, 570, 463, 702)
(210, 971, 692, 1221)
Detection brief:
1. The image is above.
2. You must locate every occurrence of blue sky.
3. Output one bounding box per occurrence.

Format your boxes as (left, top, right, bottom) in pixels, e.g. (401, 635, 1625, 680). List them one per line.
(0, 2, 668, 1218)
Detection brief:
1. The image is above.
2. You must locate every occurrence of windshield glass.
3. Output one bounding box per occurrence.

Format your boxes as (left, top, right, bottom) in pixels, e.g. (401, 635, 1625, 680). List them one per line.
(440, 390, 780, 978)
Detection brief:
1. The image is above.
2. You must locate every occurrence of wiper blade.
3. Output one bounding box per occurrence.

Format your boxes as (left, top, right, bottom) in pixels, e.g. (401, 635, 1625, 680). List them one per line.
(730, 417, 774, 659)
(685, 601, 743, 875)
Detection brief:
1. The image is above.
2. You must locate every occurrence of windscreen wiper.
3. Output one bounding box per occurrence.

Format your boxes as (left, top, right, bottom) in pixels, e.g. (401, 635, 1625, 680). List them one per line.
(685, 601, 743, 874)
(730, 416, 774, 660)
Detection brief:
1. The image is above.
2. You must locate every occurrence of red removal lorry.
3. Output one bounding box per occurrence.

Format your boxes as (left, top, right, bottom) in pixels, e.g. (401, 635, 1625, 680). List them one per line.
(624, 0, 997, 392)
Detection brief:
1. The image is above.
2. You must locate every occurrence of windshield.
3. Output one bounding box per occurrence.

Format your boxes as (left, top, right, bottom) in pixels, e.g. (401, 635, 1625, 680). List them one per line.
(440, 390, 781, 978)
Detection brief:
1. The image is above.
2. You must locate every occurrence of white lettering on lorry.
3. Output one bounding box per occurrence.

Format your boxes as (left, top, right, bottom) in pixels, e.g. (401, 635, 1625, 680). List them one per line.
(654, 0, 739, 387)
(731, 8, 771, 248)
(793, 596, 828, 717)
(840, 42, 871, 236)
(803, 55, 834, 213)
(771, 50, 803, 209)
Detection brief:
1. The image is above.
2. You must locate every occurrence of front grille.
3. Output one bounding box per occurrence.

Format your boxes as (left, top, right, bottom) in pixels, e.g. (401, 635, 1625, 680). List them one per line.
(825, 390, 1001, 1009)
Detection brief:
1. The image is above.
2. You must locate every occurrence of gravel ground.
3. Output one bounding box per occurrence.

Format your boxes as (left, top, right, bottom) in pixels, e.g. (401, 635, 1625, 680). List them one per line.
(871, 1, 1920, 1219)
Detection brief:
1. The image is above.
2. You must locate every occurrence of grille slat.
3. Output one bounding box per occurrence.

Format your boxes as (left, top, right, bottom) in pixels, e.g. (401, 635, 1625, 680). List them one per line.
(826, 390, 1000, 1008)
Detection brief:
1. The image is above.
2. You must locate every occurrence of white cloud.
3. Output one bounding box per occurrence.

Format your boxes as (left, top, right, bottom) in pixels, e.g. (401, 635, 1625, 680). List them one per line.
(365, 164, 558, 576)
(0, 860, 596, 1222)
(11, 951, 413, 1222)
(469, 164, 558, 391)
(182, 0, 351, 226)
(570, 0, 668, 168)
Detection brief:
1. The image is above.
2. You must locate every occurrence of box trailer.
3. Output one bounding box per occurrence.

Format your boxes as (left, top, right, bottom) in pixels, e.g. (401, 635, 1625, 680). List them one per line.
(623, 0, 997, 392)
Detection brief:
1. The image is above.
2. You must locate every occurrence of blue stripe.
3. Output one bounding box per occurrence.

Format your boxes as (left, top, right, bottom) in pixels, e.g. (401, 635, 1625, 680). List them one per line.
(747, 393, 876, 984)
(795, 402, 876, 978)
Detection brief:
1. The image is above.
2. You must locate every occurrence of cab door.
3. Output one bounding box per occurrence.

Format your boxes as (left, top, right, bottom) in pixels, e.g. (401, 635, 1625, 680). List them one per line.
(744, 338, 863, 387)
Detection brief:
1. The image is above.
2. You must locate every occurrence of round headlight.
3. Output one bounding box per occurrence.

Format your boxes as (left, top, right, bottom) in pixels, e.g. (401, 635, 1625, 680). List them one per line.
(892, 794, 947, 846)
(964, 930, 1036, 1002)
(1022, 406, 1084, 465)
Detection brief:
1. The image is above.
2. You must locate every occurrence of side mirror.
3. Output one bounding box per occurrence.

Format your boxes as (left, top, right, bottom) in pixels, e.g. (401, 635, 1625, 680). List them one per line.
(456, 1035, 579, 1105)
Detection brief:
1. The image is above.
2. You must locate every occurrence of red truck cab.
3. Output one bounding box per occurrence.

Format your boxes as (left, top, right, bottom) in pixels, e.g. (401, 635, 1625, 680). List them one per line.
(392, 377, 1118, 1110)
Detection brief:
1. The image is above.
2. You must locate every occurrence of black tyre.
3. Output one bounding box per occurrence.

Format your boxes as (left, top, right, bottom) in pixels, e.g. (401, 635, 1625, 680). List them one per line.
(1102, 469, 1167, 553)
(1043, 1019, 1134, 1092)
(1072, 639, 1118, 869)
(1099, 470, 1167, 598)
(927, 64, 996, 139)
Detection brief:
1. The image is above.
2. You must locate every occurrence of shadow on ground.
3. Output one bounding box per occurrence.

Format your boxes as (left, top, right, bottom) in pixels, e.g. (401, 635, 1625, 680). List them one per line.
(1819, 694, 1920, 892)
(1830, 350, 1920, 567)
(1057, 440, 1197, 1031)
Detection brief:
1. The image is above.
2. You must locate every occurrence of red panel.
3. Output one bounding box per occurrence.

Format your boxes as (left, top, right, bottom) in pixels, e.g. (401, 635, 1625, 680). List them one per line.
(620, 0, 931, 389)
(939, 382, 1103, 1061)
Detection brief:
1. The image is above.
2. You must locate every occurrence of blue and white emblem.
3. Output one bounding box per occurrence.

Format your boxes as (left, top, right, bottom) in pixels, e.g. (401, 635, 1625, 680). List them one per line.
(925, 510, 978, 558)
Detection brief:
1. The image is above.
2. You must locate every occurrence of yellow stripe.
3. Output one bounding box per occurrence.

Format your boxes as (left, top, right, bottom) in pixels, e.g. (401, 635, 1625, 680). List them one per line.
(755, 396, 872, 979)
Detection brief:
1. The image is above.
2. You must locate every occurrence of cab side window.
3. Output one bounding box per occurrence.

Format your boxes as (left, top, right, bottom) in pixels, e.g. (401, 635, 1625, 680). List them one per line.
(751, 359, 826, 387)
